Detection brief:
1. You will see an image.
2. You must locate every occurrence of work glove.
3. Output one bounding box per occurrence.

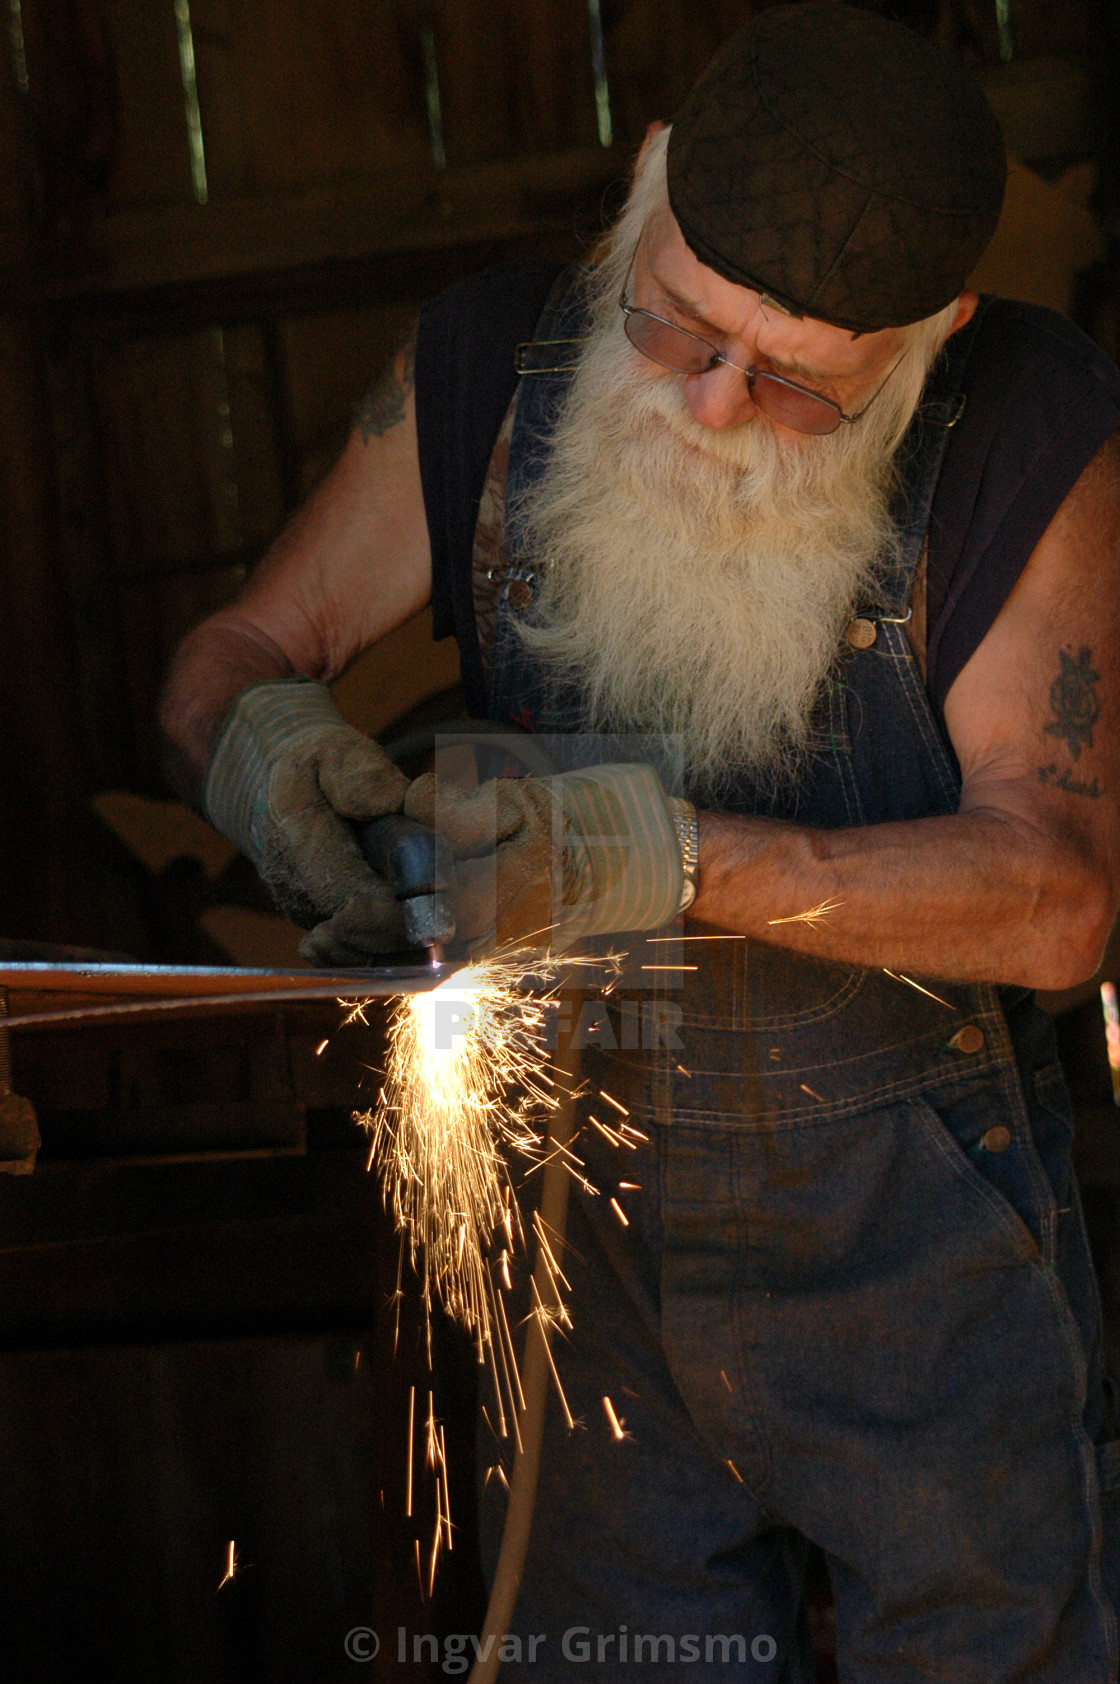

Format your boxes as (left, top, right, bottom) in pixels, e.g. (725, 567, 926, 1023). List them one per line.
(203, 679, 411, 963)
(404, 762, 687, 952)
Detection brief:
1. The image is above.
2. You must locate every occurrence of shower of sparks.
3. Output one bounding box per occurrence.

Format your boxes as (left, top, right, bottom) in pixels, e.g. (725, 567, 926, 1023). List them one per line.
(726, 1459, 745, 1484)
(881, 970, 954, 1009)
(799, 1083, 825, 1103)
(641, 963, 698, 972)
(354, 948, 620, 1456)
(315, 1038, 329, 1056)
(348, 946, 665, 1593)
(720, 1369, 733, 1392)
(217, 1540, 237, 1590)
(767, 898, 843, 930)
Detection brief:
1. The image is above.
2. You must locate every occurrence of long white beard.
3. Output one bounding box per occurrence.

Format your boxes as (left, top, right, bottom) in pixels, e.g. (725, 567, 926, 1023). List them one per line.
(515, 284, 935, 800)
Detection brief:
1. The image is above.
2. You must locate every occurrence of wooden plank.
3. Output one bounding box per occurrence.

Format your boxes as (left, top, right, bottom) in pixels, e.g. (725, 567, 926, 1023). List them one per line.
(506, 0, 599, 153)
(94, 330, 244, 573)
(0, 311, 105, 944)
(114, 568, 244, 789)
(96, 0, 198, 207)
(605, 0, 755, 149)
(190, 0, 433, 196)
(430, 0, 601, 161)
(0, 0, 36, 222)
(14, 0, 116, 216)
(222, 322, 285, 540)
(39, 322, 135, 795)
(10, 147, 615, 298)
(279, 301, 417, 489)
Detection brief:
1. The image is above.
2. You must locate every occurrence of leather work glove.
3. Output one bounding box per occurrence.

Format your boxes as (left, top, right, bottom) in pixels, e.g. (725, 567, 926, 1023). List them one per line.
(203, 679, 411, 964)
(404, 762, 687, 952)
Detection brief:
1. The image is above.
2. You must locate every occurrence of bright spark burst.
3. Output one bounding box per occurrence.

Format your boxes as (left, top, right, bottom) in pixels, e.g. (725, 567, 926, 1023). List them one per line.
(355, 951, 618, 1362)
(350, 948, 621, 1590)
(217, 1540, 237, 1590)
(767, 897, 843, 930)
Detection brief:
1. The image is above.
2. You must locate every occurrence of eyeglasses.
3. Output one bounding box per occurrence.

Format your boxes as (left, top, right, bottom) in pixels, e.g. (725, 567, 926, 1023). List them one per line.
(619, 263, 902, 437)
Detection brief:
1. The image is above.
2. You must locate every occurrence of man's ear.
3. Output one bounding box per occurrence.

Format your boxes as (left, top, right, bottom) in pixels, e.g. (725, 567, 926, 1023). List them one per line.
(945, 289, 979, 337)
(635, 119, 667, 175)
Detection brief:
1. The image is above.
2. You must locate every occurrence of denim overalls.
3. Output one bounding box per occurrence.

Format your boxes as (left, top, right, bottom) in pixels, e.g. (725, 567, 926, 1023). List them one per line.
(476, 268, 1120, 1681)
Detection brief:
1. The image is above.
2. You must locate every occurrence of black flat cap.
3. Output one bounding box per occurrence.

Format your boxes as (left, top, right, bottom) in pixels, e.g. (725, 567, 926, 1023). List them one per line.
(666, 3, 1006, 332)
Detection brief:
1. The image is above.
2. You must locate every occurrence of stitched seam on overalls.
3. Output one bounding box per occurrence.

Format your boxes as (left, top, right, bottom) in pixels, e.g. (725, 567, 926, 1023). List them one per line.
(681, 966, 865, 1031)
(633, 1054, 1007, 1129)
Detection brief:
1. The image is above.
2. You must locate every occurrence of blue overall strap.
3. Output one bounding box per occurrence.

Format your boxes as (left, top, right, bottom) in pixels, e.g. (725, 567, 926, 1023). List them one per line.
(503, 265, 594, 583)
(874, 298, 992, 618)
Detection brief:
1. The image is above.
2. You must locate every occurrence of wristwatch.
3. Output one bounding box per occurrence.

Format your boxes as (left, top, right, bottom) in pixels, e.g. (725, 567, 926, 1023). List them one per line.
(670, 798, 700, 913)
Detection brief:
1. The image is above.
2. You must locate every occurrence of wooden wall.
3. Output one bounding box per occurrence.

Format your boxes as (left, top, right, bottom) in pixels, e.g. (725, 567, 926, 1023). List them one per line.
(0, 0, 778, 950)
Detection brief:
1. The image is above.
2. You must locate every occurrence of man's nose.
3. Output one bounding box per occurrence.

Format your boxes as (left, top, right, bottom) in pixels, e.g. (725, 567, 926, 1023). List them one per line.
(684, 362, 760, 430)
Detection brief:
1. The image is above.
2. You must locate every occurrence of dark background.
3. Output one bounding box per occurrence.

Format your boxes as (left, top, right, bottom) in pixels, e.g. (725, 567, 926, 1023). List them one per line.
(0, 2, 1118, 1679)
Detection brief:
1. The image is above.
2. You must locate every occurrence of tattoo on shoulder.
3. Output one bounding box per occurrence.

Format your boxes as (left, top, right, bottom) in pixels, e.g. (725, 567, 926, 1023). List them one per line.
(1038, 763, 1102, 799)
(353, 324, 417, 442)
(1043, 645, 1100, 762)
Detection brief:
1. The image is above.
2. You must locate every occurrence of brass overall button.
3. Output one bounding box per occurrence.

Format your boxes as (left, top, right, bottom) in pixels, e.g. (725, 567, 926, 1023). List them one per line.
(845, 617, 877, 649)
(949, 1025, 985, 1054)
(982, 1125, 1012, 1153)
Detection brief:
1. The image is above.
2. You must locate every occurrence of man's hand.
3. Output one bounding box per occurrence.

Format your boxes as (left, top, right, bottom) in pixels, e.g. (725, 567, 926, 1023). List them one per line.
(404, 763, 685, 951)
(204, 679, 411, 961)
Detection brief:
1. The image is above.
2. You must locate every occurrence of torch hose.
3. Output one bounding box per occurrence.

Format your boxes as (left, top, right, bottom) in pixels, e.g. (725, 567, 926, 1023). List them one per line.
(467, 989, 582, 1684)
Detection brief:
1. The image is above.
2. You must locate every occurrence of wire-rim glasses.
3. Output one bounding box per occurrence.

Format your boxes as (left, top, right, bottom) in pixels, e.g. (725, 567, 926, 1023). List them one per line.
(618, 258, 903, 437)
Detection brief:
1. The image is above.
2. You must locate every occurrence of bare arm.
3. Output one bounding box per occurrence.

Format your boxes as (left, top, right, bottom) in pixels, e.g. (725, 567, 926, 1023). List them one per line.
(691, 430, 1120, 991)
(159, 325, 431, 802)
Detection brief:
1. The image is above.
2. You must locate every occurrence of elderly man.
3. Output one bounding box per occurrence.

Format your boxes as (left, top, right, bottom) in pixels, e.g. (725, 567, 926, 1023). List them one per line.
(162, 5, 1120, 1676)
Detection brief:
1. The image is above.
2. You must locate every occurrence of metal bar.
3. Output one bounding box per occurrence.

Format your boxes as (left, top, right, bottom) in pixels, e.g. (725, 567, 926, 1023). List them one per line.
(0, 960, 458, 1029)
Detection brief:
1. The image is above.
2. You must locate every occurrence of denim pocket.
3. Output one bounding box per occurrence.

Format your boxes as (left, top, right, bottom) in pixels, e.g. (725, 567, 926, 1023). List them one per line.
(914, 1092, 1049, 1262)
